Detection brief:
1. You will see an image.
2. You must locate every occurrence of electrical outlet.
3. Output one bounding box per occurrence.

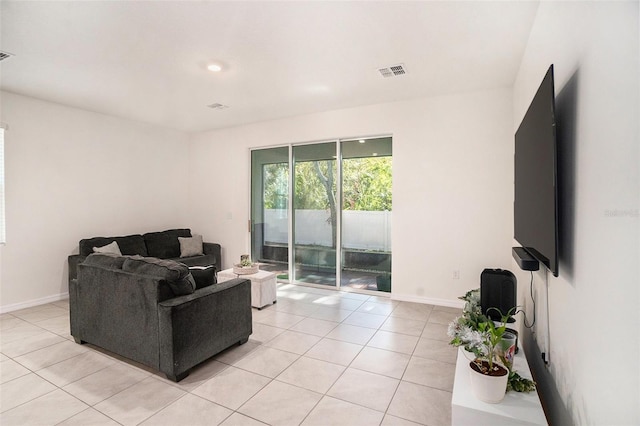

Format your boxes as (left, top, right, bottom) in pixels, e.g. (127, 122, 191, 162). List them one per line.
(453, 270, 460, 280)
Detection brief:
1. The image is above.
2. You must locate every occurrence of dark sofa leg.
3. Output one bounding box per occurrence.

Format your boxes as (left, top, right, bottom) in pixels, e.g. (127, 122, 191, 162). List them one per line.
(166, 371, 189, 382)
(73, 337, 85, 344)
(239, 337, 249, 345)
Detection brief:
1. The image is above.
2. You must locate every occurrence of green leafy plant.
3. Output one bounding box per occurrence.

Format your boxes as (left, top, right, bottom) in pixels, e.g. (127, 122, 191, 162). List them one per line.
(448, 289, 536, 392)
(240, 257, 253, 267)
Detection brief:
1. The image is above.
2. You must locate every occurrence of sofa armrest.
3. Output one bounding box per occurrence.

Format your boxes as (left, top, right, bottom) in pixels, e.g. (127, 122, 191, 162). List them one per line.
(68, 254, 86, 286)
(158, 278, 251, 380)
(203, 242, 222, 270)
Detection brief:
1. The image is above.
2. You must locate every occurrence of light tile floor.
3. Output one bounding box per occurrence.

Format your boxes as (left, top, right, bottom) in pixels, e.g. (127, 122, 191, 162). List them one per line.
(0, 283, 461, 426)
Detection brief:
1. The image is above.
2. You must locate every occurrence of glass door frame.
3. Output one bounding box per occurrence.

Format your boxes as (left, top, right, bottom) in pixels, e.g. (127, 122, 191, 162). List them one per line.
(250, 134, 391, 295)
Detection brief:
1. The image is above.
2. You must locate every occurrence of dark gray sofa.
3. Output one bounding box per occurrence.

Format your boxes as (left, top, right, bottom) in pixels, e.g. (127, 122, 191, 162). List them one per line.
(70, 253, 252, 381)
(68, 228, 221, 285)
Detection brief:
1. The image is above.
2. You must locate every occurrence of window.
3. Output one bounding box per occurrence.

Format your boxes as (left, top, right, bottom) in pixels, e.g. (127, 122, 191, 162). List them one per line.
(0, 127, 5, 243)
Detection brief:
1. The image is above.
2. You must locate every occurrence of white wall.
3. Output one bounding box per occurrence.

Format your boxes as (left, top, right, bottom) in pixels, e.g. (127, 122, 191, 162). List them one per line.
(512, 2, 639, 424)
(189, 88, 514, 305)
(0, 92, 190, 311)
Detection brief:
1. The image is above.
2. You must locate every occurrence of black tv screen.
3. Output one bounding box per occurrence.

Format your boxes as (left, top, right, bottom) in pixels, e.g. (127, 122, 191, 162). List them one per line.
(514, 65, 559, 277)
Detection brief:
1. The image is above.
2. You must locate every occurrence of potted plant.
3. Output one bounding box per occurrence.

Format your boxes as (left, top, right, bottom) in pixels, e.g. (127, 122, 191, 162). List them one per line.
(448, 289, 535, 403)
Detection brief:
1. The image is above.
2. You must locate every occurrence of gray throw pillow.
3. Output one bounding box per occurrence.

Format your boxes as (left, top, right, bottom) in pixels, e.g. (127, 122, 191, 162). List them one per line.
(178, 235, 204, 258)
(93, 241, 122, 256)
(122, 255, 195, 296)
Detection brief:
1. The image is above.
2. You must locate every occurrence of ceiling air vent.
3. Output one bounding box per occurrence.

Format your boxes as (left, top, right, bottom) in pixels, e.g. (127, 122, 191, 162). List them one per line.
(378, 63, 407, 78)
(0, 51, 14, 62)
(207, 103, 229, 110)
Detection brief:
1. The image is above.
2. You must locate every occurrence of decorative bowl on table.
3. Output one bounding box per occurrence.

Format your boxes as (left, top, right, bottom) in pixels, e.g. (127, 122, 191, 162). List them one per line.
(233, 263, 259, 275)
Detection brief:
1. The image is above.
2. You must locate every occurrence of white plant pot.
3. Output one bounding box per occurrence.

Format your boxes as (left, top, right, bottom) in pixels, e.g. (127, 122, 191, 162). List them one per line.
(468, 361, 509, 404)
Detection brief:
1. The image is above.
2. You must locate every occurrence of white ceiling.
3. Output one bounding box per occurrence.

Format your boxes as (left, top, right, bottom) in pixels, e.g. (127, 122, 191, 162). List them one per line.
(0, 1, 539, 133)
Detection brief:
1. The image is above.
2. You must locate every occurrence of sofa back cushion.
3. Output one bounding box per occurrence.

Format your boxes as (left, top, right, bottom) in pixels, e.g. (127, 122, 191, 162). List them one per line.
(143, 229, 191, 259)
(79, 235, 148, 257)
(83, 253, 127, 270)
(122, 255, 195, 296)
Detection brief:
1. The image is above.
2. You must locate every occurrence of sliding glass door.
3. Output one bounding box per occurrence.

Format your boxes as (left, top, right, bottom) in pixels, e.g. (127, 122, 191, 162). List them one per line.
(340, 137, 392, 292)
(292, 142, 337, 286)
(251, 137, 392, 293)
(251, 147, 289, 278)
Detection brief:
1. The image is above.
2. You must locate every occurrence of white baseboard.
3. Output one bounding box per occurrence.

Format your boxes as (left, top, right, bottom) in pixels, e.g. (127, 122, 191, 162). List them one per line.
(391, 293, 465, 309)
(1, 292, 69, 314)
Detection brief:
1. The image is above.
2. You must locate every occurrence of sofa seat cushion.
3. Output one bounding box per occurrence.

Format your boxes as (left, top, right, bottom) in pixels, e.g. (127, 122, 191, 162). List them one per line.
(188, 265, 217, 289)
(169, 254, 217, 269)
(83, 253, 127, 270)
(143, 229, 191, 259)
(123, 255, 195, 296)
(80, 235, 148, 257)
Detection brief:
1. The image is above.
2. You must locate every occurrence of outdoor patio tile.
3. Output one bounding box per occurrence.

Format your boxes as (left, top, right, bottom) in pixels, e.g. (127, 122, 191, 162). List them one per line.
(367, 330, 419, 354)
(327, 368, 399, 411)
(301, 396, 384, 425)
(239, 380, 322, 426)
(387, 381, 451, 426)
(350, 347, 410, 379)
(305, 338, 363, 366)
(140, 393, 233, 426)
(325, 323, 377, 345)
(193, 366, 271, 410)
(234, 346, 299, 378)
(276, 355, 345, 393)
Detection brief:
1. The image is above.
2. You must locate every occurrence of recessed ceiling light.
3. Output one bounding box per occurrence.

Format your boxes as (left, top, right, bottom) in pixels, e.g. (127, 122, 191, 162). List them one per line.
(373, 153, 378, 156)
(207, 64, 222, 72)
(359, 139, 366, 144)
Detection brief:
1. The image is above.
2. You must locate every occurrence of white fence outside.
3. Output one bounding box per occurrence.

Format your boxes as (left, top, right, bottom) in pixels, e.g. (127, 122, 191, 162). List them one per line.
(263, 209, 391, 252)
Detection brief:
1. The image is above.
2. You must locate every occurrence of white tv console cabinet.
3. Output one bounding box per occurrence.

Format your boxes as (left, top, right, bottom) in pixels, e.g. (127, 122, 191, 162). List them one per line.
(451, 347, 547, 426)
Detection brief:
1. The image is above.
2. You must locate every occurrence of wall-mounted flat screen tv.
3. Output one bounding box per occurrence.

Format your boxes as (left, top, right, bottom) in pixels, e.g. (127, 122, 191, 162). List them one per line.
(514, 65, 559, 277)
